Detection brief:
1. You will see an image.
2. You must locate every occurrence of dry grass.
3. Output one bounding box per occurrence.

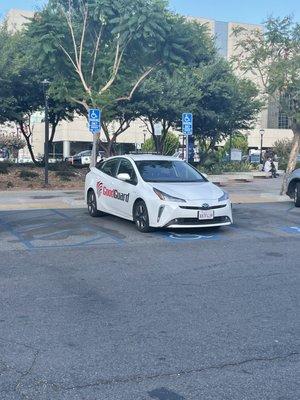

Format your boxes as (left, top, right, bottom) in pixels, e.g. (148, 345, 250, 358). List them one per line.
(0, 164, 87, 191)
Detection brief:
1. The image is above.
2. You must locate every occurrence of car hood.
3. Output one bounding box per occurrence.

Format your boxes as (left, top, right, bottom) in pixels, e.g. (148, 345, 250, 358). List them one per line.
(149, 181, 224, 201)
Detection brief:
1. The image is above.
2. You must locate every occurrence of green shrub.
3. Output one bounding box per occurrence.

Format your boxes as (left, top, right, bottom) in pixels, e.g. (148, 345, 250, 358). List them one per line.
(19, 170, 39, 180)
(279, 161, 300, 171)
(142, 132, 180, 155)
(197, 161, 257, 175)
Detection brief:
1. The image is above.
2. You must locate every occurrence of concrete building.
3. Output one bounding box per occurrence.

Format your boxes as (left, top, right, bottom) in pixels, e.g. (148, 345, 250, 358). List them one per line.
(2, 9, 294, 160)
(4, 8, 34, 33)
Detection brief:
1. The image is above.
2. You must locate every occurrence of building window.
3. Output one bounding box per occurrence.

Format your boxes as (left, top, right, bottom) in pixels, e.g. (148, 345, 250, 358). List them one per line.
(278, 112, 289, 129)
(214, 21, 229, 58)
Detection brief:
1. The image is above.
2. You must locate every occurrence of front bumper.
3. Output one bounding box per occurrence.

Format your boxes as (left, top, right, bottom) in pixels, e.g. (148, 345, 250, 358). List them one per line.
(149, 200, 233, 228)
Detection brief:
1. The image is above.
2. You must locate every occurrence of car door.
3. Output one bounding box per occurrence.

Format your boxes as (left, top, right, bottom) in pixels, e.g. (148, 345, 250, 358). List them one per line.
(114, 158, 138, 219)
(95, 158, 120, 213)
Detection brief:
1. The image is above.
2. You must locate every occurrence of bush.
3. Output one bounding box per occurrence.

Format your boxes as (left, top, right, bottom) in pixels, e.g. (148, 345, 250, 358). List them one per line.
(222, 133, 249, 156)
(19, 170, 39, 180)
(55, 170, 77, 181)
(142, 132, 180, 155)
(0, 162, 10, 174)
(0, 134, 26, 154)
(197, 161, 257, 175)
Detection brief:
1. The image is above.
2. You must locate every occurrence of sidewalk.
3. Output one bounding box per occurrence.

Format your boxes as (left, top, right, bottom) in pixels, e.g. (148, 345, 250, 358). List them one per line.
(0, 190, 84, 211)
(0, 177, 291, 211)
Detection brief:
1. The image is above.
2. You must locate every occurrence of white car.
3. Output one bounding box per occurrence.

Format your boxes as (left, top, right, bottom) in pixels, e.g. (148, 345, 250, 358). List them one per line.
(85, 155, 233, 232)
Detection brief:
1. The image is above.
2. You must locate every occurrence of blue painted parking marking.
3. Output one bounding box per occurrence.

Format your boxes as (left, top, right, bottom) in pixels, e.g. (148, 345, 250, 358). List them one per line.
(281, 226, 300, 234)
(161, 231, 220, 242)
(0, 210, 124, 250)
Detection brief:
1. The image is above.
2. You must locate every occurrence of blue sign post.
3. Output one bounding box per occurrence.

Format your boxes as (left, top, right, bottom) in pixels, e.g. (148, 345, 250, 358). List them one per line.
(89, 109, 101, 167)
(182, 113, 193, 162)
(182, 113, 193, 136)
(89, 109, 101, 134)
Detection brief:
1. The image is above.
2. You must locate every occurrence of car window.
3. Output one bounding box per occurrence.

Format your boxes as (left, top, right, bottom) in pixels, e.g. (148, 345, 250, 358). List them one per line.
(135, 160, 206, 182)
(99, 158, 120, 177)
(117, 159, 137, 185)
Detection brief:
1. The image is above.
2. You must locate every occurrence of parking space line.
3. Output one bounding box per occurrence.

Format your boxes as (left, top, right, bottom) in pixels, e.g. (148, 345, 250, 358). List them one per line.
(50, 209, 73, 220)
(0, 218, 33, 250)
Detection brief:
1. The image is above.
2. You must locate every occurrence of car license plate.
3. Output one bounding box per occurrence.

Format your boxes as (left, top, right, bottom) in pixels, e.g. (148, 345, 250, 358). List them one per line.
(198, 210, 214, 220)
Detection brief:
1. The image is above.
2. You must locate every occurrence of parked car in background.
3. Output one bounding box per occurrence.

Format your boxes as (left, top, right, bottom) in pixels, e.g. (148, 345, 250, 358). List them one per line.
(287, 168, 300, 207)
(65, 150, 105, 166)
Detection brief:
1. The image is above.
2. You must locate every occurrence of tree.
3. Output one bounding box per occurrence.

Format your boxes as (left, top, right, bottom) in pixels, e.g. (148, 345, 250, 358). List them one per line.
(0, 24, 76, 163)
(232, 16, 300, 193)
(222, 132, 248, 156)
(192, 60, 262, 162)
(133, 68, 204, 153)
(27, 0, 213, 162)
(131, 21, 215, 154)
(0, 134, 26, 158)
(133, 56, 261, 159)
(142, 132, 180, 155)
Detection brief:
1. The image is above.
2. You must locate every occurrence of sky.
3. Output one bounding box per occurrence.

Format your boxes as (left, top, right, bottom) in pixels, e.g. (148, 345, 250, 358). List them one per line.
(0, 0, 299, 24)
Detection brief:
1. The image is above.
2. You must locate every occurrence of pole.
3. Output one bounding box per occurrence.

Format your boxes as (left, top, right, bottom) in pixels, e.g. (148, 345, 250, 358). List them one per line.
(185, 135, 189, 162)
(260, 133, 263, 164)
(44, 90, 49, 185)
(229, 133, 232, 162)
(91, 133, 97, 167)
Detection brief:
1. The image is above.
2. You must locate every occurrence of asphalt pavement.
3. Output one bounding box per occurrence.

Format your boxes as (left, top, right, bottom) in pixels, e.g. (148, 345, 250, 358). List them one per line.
(0, 196, 299, 399)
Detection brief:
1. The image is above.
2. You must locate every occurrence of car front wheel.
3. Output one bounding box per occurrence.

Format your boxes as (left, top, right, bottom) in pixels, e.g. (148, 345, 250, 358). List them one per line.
(294, 182, 300, 207)
(133, 200, 152, 233)
(87, 190, 104, 217)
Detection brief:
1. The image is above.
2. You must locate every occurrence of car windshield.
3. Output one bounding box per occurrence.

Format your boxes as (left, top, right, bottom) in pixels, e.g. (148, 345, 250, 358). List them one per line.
(135, 160, 206, 183)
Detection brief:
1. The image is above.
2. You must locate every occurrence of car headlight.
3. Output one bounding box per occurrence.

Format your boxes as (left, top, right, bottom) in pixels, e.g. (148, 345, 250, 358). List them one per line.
(153, 188, 186, 203)
(218, 191, 229, 202)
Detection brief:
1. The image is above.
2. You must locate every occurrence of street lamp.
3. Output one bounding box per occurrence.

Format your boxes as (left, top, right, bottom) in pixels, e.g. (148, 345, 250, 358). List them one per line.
(42, 79, 50, 185)
(259, 128, 265, 164)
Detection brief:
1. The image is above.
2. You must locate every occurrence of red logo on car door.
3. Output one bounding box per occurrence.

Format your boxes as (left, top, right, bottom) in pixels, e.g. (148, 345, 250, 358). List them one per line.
(96, 181, 103, 197)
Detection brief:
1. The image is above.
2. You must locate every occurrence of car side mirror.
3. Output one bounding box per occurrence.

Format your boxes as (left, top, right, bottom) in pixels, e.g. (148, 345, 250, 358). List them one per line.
(117, 173, 131, 182)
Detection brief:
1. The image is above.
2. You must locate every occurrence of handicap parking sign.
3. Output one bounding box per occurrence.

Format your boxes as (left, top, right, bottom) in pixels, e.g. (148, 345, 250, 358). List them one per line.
(182, 113, 193, 136)
(88, 109, 101, 134)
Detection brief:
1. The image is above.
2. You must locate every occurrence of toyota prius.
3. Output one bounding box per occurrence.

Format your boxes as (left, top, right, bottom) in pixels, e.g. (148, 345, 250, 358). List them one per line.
(85, 155, 233, 232)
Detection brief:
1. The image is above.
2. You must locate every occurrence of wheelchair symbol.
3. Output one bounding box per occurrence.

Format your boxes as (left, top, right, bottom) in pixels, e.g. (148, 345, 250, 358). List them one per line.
(290, 226, 300, 233)
(168, 233, 214, 241)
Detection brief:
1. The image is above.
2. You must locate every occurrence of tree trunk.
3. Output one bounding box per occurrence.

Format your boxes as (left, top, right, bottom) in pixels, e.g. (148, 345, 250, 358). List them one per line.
(280, 127, 300, 195)
(18, 123, 39, 165)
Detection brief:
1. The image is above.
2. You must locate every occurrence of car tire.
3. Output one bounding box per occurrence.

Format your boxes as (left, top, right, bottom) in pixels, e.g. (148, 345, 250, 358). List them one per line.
(294, 182, 300, 207)
(87, 189, 104, 217)
(133, 200, 152, 233)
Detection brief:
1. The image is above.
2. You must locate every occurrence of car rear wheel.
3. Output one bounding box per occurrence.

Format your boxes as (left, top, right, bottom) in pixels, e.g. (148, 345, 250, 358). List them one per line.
(87, 190, 104, 217)
(133, 200, 152, 233)
(294, 182, 300, 207)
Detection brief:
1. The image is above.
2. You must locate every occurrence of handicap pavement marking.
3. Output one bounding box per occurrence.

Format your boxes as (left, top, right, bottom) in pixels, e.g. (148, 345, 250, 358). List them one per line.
(281, 226, 300, 234)
(0, 210, 124, 250)
(161, 231, 220, 242)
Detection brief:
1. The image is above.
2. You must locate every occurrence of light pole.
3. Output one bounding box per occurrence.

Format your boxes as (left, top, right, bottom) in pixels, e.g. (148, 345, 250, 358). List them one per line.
(42, 79, 50, 185)
(260, 128, 265, 164)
